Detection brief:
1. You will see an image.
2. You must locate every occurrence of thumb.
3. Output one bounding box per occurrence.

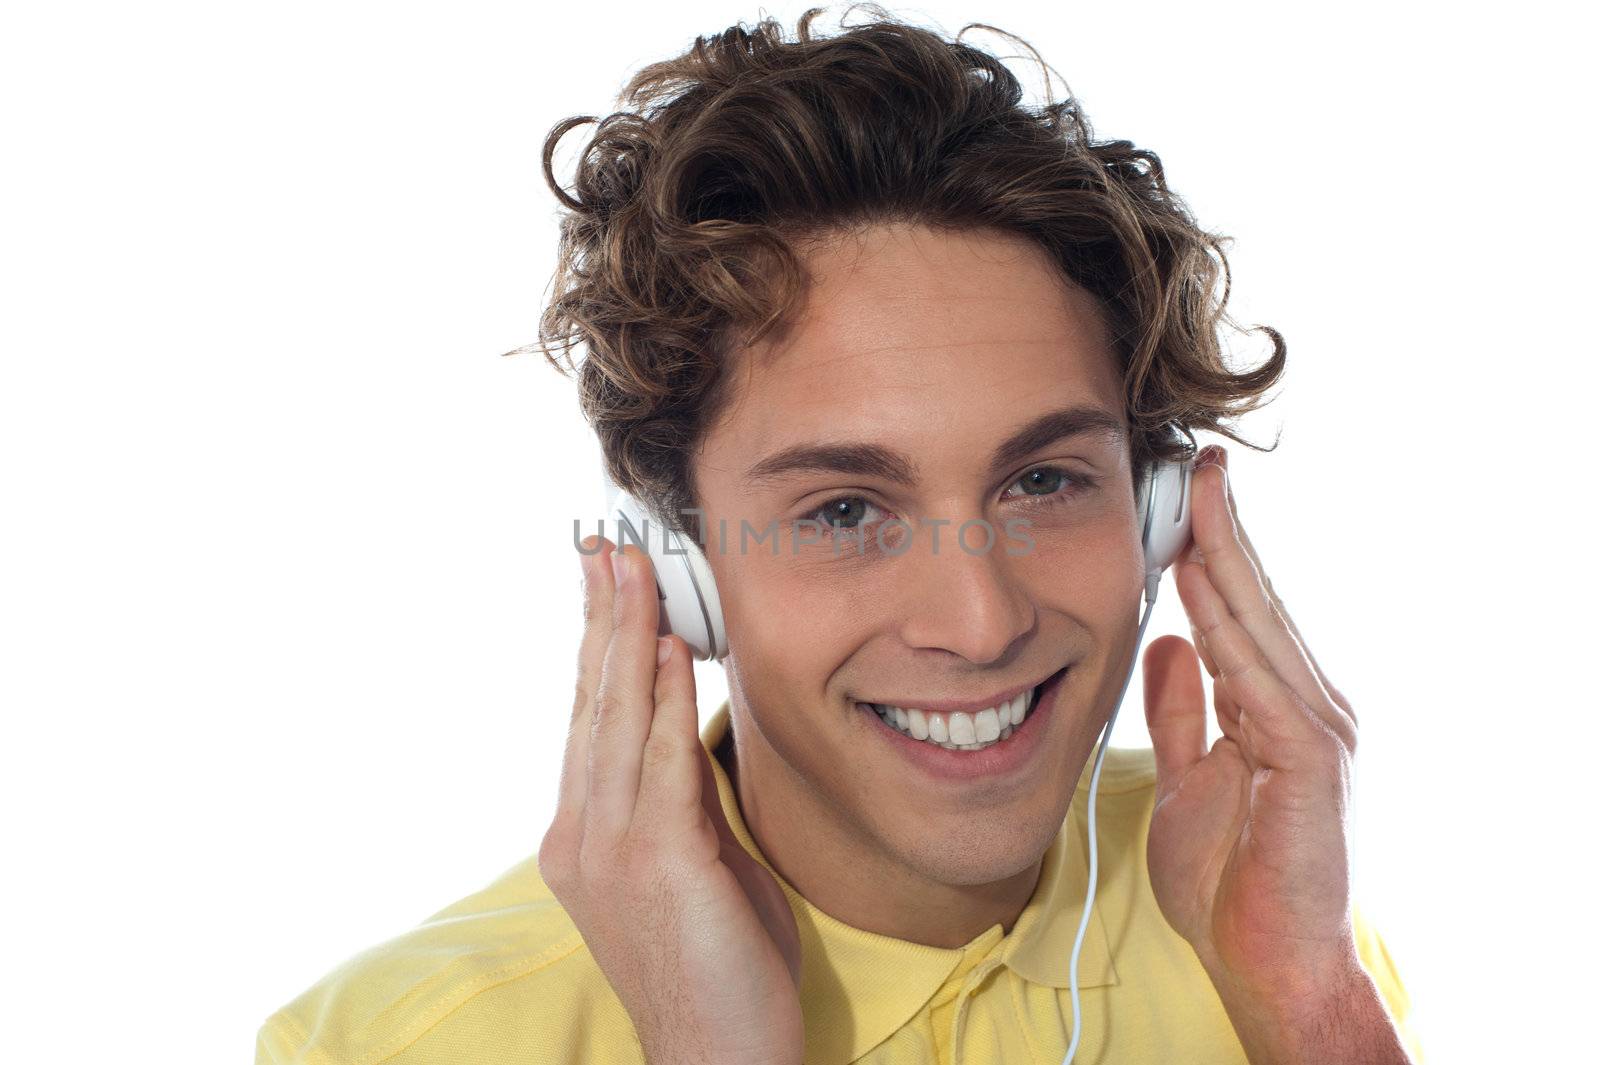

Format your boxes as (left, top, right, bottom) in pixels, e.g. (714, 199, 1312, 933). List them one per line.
(1142, 634, 1209, 797)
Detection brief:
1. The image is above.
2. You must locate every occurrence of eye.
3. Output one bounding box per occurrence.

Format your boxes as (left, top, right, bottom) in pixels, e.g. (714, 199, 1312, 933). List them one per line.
(1002, 465, 1098, 505)
(804, 496, 887, 532)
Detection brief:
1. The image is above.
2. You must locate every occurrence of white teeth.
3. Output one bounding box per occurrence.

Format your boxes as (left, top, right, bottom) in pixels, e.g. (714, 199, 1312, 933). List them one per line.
(974, 708, 1001, 743)
(868, 674, 1054, 752)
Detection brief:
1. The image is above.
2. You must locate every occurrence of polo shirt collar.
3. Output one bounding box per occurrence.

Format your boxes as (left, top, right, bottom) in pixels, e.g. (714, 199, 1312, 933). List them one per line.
(700, 701, 1118, 1064)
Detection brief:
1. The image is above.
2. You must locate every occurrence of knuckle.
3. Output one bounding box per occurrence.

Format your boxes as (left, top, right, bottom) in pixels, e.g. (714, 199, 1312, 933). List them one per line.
(640, 738, 673, 775)
(570, 684, 593, 721)
(1309, 710, 1349, 757)
(1194, 613, 1228, 644)
(1310, 695, 1358, 752)
(538, 825, 577, 887)
(1219, 654, 1266, 686)
(1314, 718, 1343, 754)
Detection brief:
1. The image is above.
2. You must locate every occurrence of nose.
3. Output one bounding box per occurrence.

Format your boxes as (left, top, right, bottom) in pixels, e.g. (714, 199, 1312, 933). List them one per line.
(893, 522, 1037, 665)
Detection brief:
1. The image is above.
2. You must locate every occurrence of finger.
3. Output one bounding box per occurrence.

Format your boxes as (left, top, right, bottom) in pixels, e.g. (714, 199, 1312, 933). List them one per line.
(1189, 621, 1243, 740)
(1187, 457, 1356, 743)
(586, 543, 665, 841)
(1141, 634, 1209, 792)
(1210, 448, 1357, 724)
(1174, 548, 1351, 770)
(636, 634, 703, 820)
(553, 536, 615, 827)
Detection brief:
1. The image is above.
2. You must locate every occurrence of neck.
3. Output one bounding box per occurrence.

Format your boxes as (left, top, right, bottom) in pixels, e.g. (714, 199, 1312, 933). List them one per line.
(714, 712, 1043, 948)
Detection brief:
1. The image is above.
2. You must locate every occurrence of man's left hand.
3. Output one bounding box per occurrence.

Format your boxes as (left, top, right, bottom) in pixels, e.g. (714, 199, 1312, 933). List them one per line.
(1140, 444, 1408, 1063)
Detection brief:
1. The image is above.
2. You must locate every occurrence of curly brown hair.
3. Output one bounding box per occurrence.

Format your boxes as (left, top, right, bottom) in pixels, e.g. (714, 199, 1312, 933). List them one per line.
(511, 4, 1285, 541)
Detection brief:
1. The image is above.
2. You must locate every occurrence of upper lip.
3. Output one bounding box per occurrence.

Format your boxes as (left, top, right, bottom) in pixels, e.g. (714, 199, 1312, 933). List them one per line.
(859, 664, 1069, 714)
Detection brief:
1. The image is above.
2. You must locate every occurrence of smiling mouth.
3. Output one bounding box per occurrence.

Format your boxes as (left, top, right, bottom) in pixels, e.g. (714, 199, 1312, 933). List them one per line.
(856, 664, 1070, 752)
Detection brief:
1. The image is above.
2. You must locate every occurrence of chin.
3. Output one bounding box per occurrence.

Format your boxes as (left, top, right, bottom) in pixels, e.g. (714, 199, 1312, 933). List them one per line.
(889, 802, 1066, 887)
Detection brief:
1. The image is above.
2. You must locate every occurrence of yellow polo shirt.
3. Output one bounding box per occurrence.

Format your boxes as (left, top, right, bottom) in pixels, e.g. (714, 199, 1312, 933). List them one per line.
(256, 701, 1423, 1065)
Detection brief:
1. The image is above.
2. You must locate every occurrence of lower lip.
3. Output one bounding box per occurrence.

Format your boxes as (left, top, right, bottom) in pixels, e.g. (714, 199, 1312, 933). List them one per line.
(856, 665, 1072, 783)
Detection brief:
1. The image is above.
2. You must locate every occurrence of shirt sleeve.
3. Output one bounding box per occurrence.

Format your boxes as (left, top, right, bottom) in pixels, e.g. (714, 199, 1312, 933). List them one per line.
(254, 1009, 318, 1065)
(1352, 903, 1424, 1064)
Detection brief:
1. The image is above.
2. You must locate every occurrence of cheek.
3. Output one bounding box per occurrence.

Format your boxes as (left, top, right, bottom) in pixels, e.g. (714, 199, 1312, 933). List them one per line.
(1016, 514, 1146, 601)
(718, 554, 869, 698)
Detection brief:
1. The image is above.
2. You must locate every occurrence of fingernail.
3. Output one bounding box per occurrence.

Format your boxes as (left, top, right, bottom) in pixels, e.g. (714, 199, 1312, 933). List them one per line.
(611, 547, 630, 584)
(656, 637, 672, 665)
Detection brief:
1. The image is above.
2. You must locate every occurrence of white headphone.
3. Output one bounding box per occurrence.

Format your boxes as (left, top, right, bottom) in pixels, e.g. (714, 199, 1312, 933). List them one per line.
(599, 425, 1196, 1063)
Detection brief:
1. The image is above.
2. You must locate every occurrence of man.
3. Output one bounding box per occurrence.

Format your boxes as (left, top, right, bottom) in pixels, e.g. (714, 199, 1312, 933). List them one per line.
(257, 10, 1421, 1064)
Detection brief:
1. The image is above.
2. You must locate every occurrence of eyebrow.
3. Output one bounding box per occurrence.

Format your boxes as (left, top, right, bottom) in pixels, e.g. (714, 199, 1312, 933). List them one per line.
(743, 405, 1128, 489)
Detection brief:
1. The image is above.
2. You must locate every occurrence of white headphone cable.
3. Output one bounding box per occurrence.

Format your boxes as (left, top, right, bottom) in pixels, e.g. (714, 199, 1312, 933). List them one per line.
(1062, 575, 1161, 1065)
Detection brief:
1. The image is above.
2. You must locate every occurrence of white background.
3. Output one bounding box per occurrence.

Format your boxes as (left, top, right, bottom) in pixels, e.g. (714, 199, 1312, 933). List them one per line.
(3, 2, 1593, 1061)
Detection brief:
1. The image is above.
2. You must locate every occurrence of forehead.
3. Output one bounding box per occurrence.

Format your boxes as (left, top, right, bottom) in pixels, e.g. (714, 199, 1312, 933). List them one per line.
(697, 224, 1124, 479)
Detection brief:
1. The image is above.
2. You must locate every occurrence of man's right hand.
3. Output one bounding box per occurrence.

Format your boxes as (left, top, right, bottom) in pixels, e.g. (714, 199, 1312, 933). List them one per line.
(538, 535, 805, 1065)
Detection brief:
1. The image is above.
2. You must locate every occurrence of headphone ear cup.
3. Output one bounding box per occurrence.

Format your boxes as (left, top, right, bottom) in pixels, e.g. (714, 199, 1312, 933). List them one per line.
(609, 491, 727, 661)
(1137, 427, 1197, 586)
(1140, 454, 1195, 578)
(671, 522, 727, 662)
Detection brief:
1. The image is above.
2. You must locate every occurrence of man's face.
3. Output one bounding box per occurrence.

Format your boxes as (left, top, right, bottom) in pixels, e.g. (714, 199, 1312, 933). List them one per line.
(693, 222, 1146, 887)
